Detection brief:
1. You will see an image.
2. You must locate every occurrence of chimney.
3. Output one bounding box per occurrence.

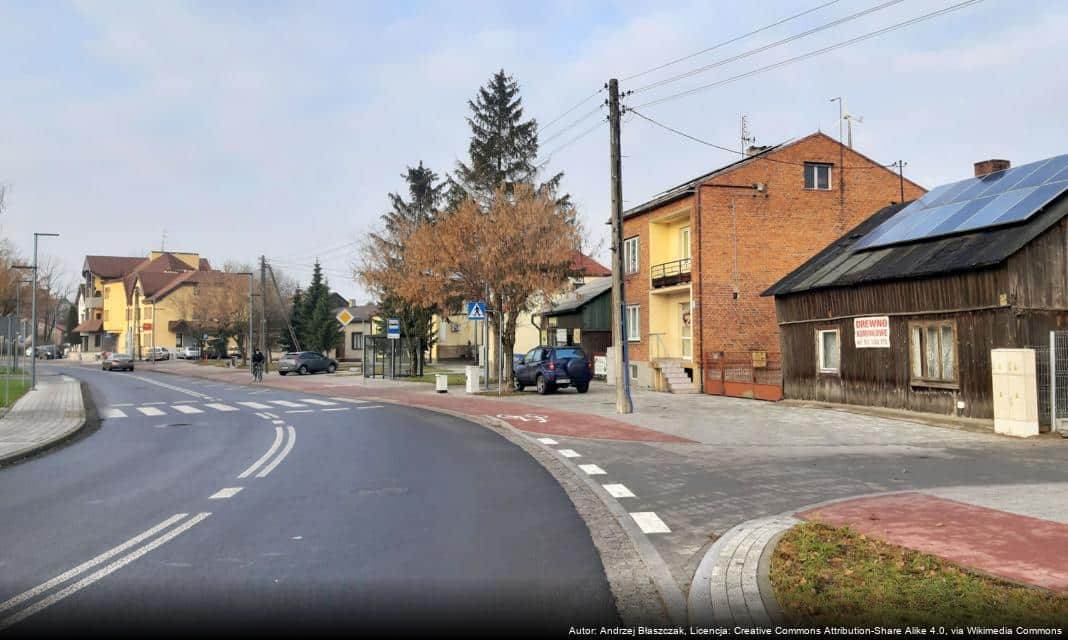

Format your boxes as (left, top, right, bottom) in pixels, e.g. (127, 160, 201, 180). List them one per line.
(974, 159, 1010, 177)
(746, 145, 772, 157)
(348, 298, 356, 307)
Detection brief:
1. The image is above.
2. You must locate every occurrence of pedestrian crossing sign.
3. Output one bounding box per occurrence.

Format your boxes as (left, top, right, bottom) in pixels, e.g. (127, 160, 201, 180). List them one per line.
(466, 301, 486, 320)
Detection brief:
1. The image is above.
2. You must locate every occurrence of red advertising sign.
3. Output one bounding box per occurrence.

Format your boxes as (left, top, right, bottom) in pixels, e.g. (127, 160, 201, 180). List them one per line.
(853, 316, 889, 348)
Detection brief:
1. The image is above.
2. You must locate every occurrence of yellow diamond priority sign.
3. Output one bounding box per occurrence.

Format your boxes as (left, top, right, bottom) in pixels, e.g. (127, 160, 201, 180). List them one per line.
(336, 309, 354, 327)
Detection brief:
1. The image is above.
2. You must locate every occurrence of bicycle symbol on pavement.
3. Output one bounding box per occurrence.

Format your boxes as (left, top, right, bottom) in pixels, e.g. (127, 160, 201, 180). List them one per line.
(495, 414, 549, 424)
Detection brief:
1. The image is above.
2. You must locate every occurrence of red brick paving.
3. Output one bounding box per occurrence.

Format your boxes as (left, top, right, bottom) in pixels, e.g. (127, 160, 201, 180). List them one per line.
(799, 492, 1068, 592)
(152, 365, 691, 443)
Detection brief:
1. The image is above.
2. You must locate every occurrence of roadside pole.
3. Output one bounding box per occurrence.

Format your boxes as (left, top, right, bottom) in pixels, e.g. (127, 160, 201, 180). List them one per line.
(248, 272, 254, 374)
(608, 79, 633, 414)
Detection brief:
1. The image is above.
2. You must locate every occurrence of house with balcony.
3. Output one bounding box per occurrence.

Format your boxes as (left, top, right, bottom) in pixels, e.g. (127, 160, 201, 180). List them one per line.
(622, 132, 926, 396)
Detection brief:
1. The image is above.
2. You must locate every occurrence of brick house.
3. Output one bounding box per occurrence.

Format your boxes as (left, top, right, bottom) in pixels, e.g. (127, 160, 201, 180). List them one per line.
(621, 132, 926, 396)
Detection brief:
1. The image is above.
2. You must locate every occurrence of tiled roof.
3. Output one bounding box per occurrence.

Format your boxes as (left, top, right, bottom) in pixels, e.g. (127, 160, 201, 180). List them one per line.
(84, 256, 146, 280)
(570, 251, 611, 277)
(72, 318, 103, 333)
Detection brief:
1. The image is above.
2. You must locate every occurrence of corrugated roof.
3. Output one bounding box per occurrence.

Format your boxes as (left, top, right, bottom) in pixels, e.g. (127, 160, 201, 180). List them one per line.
(764, 190, 1068, 297)
(543, 278, 612, 316)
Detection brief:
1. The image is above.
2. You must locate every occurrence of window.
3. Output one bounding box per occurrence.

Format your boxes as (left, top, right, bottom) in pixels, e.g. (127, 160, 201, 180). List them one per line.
(804, 162, 833, 190)
(351, 332, 363, 350)
(629, 363, 639, 380)
(176, 334, 183, 348)
(524, 348, 541, 364)
(680, 226, 691, 260)
(910, 321, 957, 385)
(817, 329, 840, 373)
(623, 236, 639, 275)
(625, 305, 641, 342)
(93, 334, 101, 348)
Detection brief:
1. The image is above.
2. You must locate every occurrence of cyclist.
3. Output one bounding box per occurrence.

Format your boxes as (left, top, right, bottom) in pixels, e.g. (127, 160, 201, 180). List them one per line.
(252, 349, 265, 382)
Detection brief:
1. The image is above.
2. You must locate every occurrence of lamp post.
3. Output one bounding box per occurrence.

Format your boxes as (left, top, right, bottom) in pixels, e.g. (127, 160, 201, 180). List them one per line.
(29, 233, 59, 390)
(6, 277, 32, 406)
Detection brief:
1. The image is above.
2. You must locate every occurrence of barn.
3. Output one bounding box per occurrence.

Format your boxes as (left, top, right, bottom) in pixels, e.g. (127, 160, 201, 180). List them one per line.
(764, 156, 1068, 428)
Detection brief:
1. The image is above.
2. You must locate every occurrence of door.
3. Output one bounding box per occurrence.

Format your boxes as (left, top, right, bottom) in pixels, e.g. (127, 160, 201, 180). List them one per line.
(679, 302, 692, 360)
(520, 348, 540, 384)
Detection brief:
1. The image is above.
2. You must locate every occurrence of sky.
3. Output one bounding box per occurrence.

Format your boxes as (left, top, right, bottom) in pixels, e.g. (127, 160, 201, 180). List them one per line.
(1, 0, 1065, 303)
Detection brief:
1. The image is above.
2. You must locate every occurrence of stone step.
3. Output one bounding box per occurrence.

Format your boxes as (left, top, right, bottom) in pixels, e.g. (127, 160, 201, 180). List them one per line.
(669, 387, 700, 394)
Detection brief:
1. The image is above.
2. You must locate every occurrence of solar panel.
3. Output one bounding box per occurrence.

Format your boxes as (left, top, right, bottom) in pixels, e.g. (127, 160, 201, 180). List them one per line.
(855, 153, 1068, 250)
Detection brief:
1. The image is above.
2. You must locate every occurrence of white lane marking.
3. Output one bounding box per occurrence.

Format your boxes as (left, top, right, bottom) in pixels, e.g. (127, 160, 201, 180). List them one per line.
(629, 512, 671, 534)
(286, 409, 313, 414)
(238, 427, 285, 479)
(136, 406, 166, 417)
(256, 426, 296, 478)
(172, 400, 197, 404)
(170, 405, 203, 415)
(270, 400, 305, 408)
(111, 403, 133, 408)
(142, 402, 166, 406)
(322, 408, 349, 412)
(238, 402, 272, 410)
(209, 487, 243, 500)
(205, 403, 238, 412)
(254, 413, 269, 420)
(271, 419, 285, 424)
(578, 464, 606, 476)
(354, 405, 383, 410)
(101, 408, 127, 419)
(130, 375, 210, 399)
(0, 513, 189, 616)
(558, 449, 581, 458)
(0, 513, 211, 631)
(299, 398, 337, 406)
(329, 397, 369, 404)
(537, 438, 558, 445)
(603, 484, 636, 499)
(264, 412, 279, 419)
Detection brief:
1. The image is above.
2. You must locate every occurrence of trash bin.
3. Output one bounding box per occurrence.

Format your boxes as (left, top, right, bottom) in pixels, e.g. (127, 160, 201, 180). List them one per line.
(465, 365, 480, 394)
(435, 373, 449, 393)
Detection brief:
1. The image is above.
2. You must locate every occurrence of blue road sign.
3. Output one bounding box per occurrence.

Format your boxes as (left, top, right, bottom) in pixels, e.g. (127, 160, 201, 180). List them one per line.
(466, 301, 486, 320)
(387, 318, 400, 339)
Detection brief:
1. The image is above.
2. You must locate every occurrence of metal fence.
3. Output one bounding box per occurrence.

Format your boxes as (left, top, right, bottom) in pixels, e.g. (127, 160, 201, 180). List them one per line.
(1033, 331, 1068, 430)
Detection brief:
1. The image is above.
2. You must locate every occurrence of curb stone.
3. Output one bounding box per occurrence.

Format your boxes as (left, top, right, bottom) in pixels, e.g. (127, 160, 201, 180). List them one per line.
(0, 375, 91, 466)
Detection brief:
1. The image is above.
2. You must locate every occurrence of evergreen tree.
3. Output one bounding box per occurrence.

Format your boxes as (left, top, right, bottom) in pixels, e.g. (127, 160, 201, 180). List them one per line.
(453, 69, 571, 213)
(299, 261, 340, 354)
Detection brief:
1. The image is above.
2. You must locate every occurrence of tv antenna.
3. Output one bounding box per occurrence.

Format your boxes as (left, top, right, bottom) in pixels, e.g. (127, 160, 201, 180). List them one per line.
(842, 98, 863, 148)
(740, 115, 755, 155)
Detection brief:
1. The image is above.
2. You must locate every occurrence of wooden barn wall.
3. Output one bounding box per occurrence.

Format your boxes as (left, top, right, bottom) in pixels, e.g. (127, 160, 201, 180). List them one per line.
(1006, 217, 1068, 312)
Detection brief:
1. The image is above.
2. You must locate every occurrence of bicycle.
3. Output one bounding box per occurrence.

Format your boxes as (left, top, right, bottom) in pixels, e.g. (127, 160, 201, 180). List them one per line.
(252, 362, 264, 382)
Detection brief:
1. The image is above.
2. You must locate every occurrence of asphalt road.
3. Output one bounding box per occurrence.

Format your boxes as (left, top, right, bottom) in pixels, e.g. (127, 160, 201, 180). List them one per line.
(0, 363, 618, 636)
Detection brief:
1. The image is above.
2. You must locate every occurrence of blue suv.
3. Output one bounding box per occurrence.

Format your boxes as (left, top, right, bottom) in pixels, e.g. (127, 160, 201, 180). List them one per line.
(513, 345, 592, 394)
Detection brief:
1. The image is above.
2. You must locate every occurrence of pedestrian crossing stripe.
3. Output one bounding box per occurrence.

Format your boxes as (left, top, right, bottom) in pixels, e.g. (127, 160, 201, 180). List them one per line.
(205, 403, 239, 412)
(171, 405, 203, 414)
(101, 401, 382, 418)
(299, 399, 337, 406)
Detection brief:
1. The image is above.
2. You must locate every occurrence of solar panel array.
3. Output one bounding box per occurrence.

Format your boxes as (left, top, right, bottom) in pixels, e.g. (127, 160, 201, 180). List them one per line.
(855, 154, 1068, 251)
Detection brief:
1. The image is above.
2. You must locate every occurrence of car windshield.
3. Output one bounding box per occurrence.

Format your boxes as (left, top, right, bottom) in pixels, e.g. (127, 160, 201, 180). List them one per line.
(554, 347, 585, 359)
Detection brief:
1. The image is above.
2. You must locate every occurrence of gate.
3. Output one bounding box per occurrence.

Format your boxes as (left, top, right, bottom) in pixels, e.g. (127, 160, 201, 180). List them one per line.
(1034, 331, 1068, 432)
(703, 351, 783, 401)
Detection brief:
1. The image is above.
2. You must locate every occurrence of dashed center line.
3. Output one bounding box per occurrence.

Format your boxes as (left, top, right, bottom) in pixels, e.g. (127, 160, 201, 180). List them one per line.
(603, 484, 636, 499)
(578, 464, 606, 476)
(209, 487, 243, 500)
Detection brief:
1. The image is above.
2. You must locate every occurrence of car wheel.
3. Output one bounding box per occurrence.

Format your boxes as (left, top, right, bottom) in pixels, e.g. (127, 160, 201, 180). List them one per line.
(576, 383, 589, 394)
(279, 371, 287, 376)
(512, 377, 524, 392)
(298, 365, 309, 375)
(536, 375, 549, 395)
(327, 363, 336, 373)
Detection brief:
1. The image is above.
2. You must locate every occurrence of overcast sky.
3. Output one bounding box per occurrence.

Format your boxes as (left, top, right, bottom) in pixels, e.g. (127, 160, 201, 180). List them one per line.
(1, 0, 1065, 302)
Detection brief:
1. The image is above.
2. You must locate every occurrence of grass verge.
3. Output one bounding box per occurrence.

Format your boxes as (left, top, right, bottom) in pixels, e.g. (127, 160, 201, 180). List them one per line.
(771, 522, 1068, 627)
(0, 377, 31, 408)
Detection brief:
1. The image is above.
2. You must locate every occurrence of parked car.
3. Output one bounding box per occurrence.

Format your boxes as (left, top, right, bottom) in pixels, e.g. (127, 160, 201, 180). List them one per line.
(145, 347, 170, 361)
(177, 346, 201, 359)
(227, 346, 242, 358)
(32, 345, 59, 360)
(513, 345, 592, 394)
(102, 353, 134, 371)
(277, 351, 338, 375)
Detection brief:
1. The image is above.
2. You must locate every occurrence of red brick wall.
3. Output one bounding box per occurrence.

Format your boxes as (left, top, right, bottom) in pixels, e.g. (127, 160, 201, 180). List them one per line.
(693, 132, 925, 358)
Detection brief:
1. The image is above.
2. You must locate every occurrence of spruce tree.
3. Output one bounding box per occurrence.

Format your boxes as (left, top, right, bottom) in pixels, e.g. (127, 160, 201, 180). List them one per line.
(299, 261, 341, 354)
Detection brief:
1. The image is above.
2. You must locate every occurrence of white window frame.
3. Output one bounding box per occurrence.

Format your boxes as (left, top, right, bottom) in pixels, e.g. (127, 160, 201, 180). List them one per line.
(816, 328, 840, 374)
(623, 236, 640, 275)
(804, 162, 833, 191)
(680, 226, 691, 260)
(625, 305, 641, 342)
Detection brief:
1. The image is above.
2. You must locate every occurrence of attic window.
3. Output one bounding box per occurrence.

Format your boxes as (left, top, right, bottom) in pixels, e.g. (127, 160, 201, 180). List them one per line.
(804, 163, 833, 190)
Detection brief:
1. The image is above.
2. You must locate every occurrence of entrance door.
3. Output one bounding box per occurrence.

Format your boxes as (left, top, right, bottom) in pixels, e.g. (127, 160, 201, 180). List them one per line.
(679, 302, 692, 360)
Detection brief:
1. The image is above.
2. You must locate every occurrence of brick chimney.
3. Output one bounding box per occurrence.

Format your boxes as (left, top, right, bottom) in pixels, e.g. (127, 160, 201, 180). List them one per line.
(974, 159, 1010, 177)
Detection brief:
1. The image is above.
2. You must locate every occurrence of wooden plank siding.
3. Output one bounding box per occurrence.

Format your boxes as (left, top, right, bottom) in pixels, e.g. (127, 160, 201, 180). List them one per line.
(775, 217, 1068, 419)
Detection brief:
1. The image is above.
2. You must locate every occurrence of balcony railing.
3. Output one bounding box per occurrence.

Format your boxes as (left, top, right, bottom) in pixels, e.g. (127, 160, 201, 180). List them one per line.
(650, 258, 692, 289)
(84, 295, 104, 310)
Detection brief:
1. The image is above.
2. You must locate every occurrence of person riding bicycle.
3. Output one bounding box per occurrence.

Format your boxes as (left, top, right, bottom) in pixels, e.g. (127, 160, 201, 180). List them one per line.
(252, 349, 265, 381)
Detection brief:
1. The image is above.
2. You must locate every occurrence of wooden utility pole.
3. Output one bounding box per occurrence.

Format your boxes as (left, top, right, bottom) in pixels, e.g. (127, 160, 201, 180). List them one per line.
(608, 79, 633, 414)
(897, 160, 907, 203)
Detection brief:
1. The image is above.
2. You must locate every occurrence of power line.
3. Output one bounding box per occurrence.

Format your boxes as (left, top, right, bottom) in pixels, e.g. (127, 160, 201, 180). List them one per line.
(538, 88, 604, 134)
(538, 103, 606, 147)
(628, 108, 898, 169)
(631, 0, 904, 94)
(536, 115, 609, 168)
(622, 0, 843, 82)
(632, 0, 984, 110)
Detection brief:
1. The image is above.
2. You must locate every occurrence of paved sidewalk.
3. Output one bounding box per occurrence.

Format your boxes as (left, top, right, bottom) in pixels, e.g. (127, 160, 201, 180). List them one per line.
(0, 375, 86, 464)
(799, 490, 1068, 592)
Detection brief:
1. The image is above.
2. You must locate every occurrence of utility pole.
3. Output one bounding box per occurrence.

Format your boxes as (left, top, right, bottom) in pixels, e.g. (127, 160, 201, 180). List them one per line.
(246, 272, 254, 373)
(259, 256, 267, 359)
(608, 78, 633, 414)
(30, 232, 59, 390)
(897, 160, 907, 203)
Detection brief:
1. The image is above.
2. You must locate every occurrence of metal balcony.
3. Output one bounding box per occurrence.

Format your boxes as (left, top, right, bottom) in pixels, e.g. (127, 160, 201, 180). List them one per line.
(650, 258, 692, 289)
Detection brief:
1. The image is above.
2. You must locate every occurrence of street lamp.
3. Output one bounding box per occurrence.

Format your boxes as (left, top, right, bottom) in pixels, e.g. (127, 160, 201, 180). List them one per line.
(5, 276, 31, 406)
(30, 233, 59, 390)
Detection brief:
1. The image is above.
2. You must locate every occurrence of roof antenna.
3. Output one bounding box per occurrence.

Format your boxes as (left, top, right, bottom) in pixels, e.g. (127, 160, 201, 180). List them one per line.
(842, 98, 864, 148)
(740, 115, 755, 156)
(160, 228, 167, 252)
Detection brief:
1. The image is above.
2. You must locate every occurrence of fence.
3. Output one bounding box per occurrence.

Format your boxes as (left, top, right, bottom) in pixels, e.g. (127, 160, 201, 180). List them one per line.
(1033, 331, 1068, 431)
(703, 351, 783, 401)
